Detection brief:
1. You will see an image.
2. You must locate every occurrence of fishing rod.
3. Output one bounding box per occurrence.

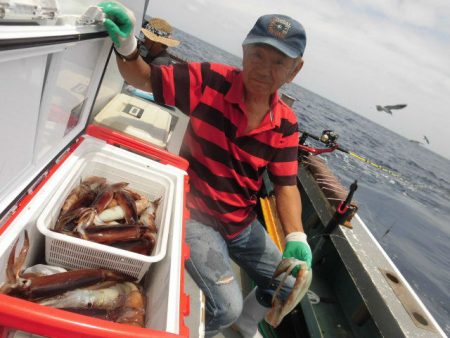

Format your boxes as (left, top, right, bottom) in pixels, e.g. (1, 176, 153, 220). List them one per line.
(298, 130, 400, 177)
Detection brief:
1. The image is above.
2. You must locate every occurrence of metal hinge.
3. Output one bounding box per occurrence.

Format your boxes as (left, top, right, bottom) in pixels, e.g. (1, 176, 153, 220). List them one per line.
(54, 146, 72, 164)
(0, 205, 17, 228)
(27, 169, 48, 195)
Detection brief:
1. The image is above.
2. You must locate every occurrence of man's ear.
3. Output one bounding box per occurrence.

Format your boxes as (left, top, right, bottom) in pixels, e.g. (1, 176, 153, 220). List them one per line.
(286, 58, 304, 83)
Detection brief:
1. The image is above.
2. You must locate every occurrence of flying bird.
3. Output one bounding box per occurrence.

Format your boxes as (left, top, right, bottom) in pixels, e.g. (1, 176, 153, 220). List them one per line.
(376, 104, 407, 115)
(409, 140, 421, 144)
(423, 135, 430, 144)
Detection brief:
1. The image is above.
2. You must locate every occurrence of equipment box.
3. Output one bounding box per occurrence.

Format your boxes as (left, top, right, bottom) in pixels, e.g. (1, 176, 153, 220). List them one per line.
(94, 93, 172, 148)
(93, 91, 189, 155)
(0, 1, 191, 337)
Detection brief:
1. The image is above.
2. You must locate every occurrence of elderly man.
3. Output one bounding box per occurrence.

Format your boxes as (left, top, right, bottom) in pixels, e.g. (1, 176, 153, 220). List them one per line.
(98, 2, 312, 337)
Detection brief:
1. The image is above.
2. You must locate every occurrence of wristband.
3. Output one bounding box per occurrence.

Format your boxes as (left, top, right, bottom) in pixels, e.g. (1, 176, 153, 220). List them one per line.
(113, 46, 139, 62)
(285, 231, 307, 242)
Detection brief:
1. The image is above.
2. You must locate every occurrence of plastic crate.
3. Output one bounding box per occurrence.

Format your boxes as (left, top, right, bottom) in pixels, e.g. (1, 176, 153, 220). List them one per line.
(37, 141, 175, 281)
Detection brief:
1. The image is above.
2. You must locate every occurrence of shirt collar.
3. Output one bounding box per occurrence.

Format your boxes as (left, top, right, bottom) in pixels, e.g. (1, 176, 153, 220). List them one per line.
(225, 71, 282, 127)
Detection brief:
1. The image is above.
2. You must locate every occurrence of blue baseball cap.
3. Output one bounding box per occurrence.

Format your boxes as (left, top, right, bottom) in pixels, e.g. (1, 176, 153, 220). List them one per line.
(242, 14, 306, 58)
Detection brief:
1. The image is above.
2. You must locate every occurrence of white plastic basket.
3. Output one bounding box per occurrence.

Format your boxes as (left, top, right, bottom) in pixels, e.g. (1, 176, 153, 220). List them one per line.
(37, 150, 174, 281)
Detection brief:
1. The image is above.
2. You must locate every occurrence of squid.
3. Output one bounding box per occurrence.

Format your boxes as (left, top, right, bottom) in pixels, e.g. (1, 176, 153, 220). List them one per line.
(0, 231, 134, 299)
(265, 258, 313, 327)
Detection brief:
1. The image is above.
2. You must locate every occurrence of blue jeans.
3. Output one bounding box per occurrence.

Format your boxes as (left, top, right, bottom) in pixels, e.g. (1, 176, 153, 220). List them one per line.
(185, 218, 294, 336)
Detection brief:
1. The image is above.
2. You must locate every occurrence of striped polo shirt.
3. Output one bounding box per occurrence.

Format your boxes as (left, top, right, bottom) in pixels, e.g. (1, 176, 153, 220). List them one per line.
(151, 62, 299, 238)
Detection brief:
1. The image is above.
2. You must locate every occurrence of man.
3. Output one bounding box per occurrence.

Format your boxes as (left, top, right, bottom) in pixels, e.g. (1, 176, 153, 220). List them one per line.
(138, 17, 180, 65)
(98, 2, 312, 337)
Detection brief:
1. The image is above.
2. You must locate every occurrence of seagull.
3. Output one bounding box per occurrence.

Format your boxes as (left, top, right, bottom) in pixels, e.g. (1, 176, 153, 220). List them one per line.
(376, 104, 407, 115)
(423, 135, 430, 144)
(409, 140, 421, 144)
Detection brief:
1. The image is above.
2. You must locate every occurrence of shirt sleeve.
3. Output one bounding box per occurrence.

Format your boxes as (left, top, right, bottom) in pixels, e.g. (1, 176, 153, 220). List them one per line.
(150, 62, 205, 115)
(267, 122, 299, 186)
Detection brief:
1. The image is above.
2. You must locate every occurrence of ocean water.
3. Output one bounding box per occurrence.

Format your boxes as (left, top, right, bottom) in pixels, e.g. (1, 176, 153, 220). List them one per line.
(170, 28, 450, 334)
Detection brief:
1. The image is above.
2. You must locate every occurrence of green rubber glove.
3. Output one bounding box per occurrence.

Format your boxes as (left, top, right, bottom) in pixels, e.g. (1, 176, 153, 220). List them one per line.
(97, 1, 137, 56)
(282, 232, 312, 276)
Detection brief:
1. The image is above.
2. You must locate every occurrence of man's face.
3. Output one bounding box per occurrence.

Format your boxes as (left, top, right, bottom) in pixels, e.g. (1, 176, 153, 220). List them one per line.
(242, 44, 303, 97)
(143, 38, 166, 57)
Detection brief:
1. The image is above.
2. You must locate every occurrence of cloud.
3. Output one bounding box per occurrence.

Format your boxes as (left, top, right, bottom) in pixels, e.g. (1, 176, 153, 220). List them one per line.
(356, 0, 450, 33)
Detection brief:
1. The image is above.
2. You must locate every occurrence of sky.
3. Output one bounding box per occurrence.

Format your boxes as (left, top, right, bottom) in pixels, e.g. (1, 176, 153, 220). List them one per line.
(147, 0, 450, 160)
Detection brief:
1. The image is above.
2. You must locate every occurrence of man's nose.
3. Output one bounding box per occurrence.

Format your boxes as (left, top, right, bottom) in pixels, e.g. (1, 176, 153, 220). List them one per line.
(254, 59, 272, 74)
(258, 57, 272, 69)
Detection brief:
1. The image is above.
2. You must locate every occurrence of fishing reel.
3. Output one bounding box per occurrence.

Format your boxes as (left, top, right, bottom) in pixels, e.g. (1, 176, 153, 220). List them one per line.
(319, 130, 339, 146)
(298, 130, 341, 157)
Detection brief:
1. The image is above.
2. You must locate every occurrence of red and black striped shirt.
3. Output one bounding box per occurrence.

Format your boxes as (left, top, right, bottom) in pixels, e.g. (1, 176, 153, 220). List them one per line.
(151, 62, 299, 238)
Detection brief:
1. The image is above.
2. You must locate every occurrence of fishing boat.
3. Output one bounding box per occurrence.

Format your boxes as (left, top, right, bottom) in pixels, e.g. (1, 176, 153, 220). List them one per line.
(0, 1, 446, 337)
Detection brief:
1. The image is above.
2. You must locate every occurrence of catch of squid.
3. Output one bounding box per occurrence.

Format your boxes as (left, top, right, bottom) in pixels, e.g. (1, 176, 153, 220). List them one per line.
(265, 258, 312, 327)
(0, 231, 146, 327)
(52, 177, 161, 256)
(0, 231, 134, 299)
(92, 182, 130, 214)
(110, 239, 154, 255)
(55, 181, 128, 232)
(22, 264, 67, 278)
(60, 176, 106, 215)
(97, 197, 150, 223)
(55, 207, 97, 233)
(139, 197, 160, 232)
(39, 281, 145, 326)
(112, 282, 146, 327)
(38, 281, 137, 310)
(75, 224, 156, 250)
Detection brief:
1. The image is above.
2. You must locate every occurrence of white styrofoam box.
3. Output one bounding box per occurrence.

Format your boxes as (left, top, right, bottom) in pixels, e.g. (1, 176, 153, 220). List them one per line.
(0, 135, 186, 334)
(37, 136, 177, 281)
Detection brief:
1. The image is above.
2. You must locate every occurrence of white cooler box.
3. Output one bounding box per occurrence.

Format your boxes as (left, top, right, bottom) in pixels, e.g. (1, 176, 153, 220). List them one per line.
(0, 135, 189, 337)
(0, 2, 190, 336)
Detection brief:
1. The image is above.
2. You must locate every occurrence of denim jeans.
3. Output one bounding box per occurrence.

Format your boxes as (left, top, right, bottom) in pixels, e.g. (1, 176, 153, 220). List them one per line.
(185, 218, 294, 337)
